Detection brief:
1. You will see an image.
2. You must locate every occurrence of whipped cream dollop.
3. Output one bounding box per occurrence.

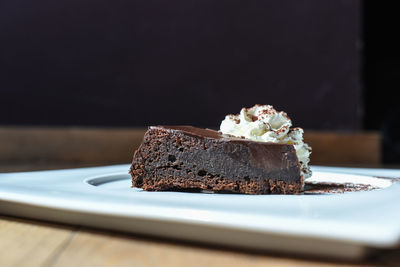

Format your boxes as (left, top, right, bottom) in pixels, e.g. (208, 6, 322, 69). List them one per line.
(220, 105, 312, 180)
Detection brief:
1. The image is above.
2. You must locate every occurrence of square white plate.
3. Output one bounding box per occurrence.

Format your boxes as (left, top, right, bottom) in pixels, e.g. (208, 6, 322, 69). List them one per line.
(1, 165, 400, 260)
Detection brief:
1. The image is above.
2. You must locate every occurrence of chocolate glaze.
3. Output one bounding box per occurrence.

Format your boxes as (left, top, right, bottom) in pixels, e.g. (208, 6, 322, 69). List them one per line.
(151, 125, 223, 139)
(149, 126, 301, 183)
(130, 125, 303, 194)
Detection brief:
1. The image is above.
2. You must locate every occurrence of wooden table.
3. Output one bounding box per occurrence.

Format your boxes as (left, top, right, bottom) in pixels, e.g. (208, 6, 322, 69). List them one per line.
(0, 127, 398, 266)
(0, 214, 382, 267)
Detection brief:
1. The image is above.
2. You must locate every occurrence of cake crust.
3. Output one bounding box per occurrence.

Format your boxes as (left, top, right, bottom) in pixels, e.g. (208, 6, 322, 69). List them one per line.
(130, 126, 302, 194)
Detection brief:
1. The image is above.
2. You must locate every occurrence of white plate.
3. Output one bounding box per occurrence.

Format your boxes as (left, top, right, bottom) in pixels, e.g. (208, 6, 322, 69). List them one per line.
(1, 165, 400, 260)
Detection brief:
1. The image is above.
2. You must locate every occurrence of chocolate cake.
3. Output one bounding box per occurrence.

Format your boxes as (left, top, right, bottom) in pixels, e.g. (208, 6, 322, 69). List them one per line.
(130, 125, 303, 194)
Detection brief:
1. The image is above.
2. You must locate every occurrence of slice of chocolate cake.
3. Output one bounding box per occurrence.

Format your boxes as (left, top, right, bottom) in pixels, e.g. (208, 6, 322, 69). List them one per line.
(130, 125, 302, 194)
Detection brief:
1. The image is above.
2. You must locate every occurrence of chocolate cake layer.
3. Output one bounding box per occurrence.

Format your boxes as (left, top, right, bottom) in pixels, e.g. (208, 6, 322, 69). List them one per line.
(130, 126, 302, 194)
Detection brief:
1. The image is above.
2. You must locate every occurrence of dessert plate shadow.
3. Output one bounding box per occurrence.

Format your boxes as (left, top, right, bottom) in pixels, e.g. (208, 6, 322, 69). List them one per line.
(1, 164, 400, 260)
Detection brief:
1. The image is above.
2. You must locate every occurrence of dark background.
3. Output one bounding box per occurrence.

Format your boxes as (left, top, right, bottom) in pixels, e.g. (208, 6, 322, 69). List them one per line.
(0, 1, 398, 134)
(363, 2, 399, 131)
(363, 2, 400, 162)
(1, 0, 362, 130)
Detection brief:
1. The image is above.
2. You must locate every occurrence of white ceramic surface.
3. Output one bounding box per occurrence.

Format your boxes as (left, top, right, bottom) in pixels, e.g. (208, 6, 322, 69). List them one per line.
(1, 165, 400, 260)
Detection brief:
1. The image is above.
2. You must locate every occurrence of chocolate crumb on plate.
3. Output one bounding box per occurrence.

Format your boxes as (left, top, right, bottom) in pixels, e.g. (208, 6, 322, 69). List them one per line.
(303, 174, 399, 194)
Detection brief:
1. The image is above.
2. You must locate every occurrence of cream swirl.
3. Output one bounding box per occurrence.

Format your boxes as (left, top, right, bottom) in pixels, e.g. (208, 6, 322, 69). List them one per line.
(220, 105, 312, 180)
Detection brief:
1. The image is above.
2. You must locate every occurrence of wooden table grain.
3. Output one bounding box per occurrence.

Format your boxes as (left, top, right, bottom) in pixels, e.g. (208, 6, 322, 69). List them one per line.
(0, 127, 396, 267)
(0, 213, 376, 267)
